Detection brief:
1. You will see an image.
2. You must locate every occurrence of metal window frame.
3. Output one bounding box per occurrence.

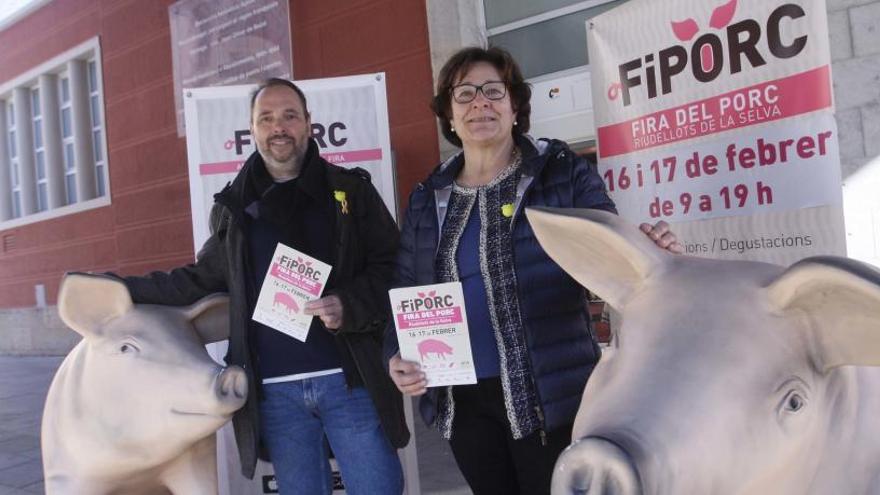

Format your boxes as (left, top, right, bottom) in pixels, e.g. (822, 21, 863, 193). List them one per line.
(478, 1, 619, 149)
(86, 58, 108, 197)
(482, 0, 620, 36)
(6, 100, 21, 218)
(58, 73, 77, 205)
(479, 0, 622, 83)
(30, 85, 49, 211)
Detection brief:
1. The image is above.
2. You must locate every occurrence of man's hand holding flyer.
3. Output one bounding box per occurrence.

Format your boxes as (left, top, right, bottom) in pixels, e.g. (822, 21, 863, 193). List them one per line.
(253, 243, 332, 342)
(389, 282, 476, 387)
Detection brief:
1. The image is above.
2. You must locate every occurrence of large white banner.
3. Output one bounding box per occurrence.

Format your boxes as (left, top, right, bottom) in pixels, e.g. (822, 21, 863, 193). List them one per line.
(183, 74, 410, 495)
(184, 74, 397, 249)
(588, 0, 845, 264)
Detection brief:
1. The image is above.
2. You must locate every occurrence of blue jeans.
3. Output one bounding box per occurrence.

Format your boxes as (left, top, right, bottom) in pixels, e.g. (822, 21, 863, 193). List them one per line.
(259, 373, 403, 495)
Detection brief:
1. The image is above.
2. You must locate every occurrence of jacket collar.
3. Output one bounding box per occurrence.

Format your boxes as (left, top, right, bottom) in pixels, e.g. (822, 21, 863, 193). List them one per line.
(426, 133, 553, 191)
(291, 138, 328, 202)
(216, 138, 328, 211)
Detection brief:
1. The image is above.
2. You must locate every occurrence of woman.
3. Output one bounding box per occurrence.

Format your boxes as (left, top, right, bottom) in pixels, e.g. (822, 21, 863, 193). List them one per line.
(385, 46, 679, 494)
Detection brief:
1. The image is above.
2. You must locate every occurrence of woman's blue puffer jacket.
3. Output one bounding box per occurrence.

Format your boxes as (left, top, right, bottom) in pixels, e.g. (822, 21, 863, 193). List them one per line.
(384, 134, 617, 434)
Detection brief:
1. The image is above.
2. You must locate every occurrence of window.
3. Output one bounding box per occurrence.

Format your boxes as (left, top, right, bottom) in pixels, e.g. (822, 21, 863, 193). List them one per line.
(483, 0, 627, 79)
(6, 101, 21, 218)
(0, 38, 109, 227)
(59, 74, 76, 204)
(87, 59, 106, 198)
(31, 86, 47, 212)
(476, 0, 628, 147)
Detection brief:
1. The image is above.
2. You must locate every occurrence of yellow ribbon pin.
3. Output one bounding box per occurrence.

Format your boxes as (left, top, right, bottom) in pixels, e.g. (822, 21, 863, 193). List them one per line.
(334, 190, 349, 214)
(501, 203, 514, 218)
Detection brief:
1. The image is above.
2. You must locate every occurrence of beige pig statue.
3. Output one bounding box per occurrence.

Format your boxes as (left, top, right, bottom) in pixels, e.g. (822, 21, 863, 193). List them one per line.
(41, 273, 247, 494)
(525, 207, 880, 495)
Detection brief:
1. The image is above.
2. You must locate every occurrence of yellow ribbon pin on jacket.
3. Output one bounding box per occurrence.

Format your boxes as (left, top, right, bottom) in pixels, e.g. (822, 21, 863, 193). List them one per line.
(334, 190, 349, 214)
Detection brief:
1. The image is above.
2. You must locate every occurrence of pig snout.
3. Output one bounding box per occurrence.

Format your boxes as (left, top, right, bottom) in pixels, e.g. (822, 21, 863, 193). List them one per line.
(552, 437, 641, 495)
(216, 366, 247, 406)
(172, 366, 247, 418)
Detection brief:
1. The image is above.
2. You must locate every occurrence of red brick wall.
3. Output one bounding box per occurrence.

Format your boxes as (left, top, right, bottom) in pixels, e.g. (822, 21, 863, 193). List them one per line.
(290, 0, 439, 215)
(0, 0, 439, 308)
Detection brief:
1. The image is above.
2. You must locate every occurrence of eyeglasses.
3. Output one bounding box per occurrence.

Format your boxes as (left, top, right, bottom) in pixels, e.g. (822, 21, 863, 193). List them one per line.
(451, 81, 507, 104)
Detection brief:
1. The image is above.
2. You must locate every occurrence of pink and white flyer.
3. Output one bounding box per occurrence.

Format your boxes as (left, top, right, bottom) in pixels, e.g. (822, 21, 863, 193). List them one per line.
(389, 282, 477, 387)
(252, 243, 332, 342)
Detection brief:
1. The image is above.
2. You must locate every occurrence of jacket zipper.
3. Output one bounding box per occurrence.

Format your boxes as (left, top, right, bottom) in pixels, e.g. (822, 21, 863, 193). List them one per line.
(535, 406, 548, 446)
(508, 158, 550, 444)
(334, 199, 355, 393)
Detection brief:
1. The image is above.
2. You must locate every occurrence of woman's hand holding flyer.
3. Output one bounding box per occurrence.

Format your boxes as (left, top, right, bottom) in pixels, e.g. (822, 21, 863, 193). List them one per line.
(389, 282, 476, 387)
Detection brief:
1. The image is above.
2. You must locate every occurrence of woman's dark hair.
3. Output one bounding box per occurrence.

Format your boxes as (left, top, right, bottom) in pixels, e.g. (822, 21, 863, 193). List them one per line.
(430, 46, 531, 147)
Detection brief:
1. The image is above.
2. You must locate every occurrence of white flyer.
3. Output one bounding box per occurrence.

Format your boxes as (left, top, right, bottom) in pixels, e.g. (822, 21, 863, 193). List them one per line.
(389, 282, 476, 387)
(252, 244, 332, 342)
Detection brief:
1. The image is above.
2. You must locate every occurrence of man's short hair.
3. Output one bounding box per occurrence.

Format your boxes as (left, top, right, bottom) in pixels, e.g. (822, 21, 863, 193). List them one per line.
(249, 78, 310, 121)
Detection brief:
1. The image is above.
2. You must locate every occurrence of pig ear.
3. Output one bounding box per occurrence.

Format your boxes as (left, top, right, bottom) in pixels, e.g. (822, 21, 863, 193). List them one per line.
(526, 207, 671, 309)
(766, 256, 880, 371)
(58, 272, 133, 337)
(183, 293, 230, 344)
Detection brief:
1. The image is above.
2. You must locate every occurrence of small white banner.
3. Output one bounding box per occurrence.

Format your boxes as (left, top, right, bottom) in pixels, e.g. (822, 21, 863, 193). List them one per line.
(389, 282, 477, 387)
(252, 243, 332, 342)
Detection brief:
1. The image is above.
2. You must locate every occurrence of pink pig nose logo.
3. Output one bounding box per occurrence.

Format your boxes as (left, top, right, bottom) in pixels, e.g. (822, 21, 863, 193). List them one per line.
(670, 0, 738, 73)
(607, 82, 622, 101)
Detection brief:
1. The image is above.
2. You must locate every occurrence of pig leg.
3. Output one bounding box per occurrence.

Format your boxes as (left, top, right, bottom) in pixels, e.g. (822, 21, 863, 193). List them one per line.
(159, 435, 219, 495)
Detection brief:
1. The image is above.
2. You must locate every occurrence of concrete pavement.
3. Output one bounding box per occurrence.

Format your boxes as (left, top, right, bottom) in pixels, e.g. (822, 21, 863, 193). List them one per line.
(0, 355, 469, 495)
(0, 356, 60, 495)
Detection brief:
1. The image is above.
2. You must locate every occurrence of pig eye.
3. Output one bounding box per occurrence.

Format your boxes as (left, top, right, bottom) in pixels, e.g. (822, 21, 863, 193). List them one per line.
(119, 342, 139, 354)
(776, 379, 809, 423)
(781, 390, 806, 413)
(784, 393, 804, 412)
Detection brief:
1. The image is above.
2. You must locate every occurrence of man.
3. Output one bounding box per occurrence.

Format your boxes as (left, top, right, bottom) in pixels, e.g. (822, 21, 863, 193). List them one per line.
(117, 78, 408, 494)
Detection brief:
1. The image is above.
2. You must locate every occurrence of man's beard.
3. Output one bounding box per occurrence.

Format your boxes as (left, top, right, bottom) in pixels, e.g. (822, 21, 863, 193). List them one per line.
(258, 135, 307, 174)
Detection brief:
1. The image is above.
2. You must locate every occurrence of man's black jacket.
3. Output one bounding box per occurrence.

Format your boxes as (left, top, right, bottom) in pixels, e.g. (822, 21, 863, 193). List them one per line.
(119, 139, 408, 478)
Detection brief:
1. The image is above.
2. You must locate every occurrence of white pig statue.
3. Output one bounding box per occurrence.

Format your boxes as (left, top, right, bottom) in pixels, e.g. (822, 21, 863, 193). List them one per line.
(524, 207, 880, 495)
(42, 273, 247, 494)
